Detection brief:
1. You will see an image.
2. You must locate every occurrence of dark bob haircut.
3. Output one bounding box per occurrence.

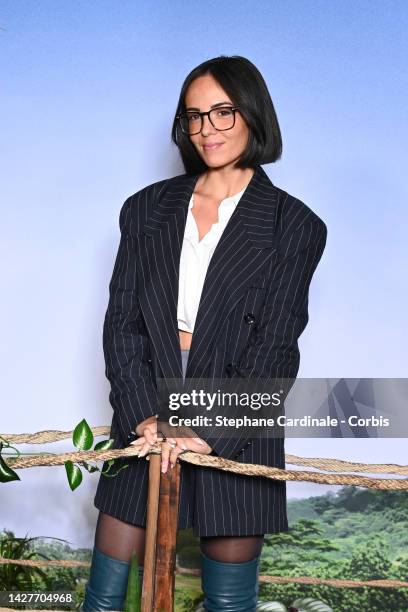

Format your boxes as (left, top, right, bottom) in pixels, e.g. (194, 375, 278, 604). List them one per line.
(171, 55, 282, 175)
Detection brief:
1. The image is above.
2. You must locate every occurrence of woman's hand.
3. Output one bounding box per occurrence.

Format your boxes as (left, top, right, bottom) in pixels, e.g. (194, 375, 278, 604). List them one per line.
(130, 420, 213, 473)
(131, 415, 159, 458)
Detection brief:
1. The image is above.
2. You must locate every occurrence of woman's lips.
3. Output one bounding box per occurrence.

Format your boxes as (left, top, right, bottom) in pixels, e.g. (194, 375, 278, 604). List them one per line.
(202, 143, 224, 151)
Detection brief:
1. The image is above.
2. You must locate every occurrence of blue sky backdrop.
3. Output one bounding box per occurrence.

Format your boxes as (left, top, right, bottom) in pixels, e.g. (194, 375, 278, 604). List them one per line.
(1, 1, 407, 548)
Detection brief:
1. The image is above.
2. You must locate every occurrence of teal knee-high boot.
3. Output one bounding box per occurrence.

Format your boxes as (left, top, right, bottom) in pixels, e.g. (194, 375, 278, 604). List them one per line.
(80, 546, 144, 611)
(200, 551, 260, 612)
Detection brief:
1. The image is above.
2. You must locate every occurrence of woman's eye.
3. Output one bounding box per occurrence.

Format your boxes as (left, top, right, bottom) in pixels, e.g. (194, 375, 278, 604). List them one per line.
(188, 113, 200, 122)
(218, 108, 233, 116)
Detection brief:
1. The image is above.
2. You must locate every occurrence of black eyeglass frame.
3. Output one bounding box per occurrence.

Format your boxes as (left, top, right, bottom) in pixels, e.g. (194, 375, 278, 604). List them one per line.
(176, 106, 240, 135)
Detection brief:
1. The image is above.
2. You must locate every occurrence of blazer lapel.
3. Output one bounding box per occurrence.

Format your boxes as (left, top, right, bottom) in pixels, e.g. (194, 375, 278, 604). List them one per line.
(137, 164, 279, 380)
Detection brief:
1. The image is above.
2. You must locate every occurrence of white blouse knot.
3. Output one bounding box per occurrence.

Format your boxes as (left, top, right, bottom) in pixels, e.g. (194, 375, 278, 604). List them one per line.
(177, 187, 246, 334)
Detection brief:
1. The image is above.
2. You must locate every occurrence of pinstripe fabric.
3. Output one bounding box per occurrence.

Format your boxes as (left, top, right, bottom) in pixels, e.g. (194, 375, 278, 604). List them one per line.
(94, 164, 327, 536)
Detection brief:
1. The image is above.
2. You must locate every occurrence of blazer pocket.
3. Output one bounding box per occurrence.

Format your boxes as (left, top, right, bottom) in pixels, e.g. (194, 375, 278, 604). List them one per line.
(128, 311, 149, 337)
(244, 281, 268, 314)
(219, 284, 267, 360)
(225, 279, 268, 324)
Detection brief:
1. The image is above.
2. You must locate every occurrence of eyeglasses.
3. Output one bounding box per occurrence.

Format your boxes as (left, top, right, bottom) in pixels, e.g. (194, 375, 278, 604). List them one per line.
(176, 106, 240, 135)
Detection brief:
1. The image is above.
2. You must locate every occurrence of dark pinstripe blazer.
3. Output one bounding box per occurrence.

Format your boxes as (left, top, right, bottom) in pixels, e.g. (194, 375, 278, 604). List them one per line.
(93, 163, 327, 536)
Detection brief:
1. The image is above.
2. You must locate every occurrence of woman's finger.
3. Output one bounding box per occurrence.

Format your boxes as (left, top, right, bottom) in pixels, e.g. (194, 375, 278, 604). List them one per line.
(169, 445, 183, 468)
(137, 441, 151, 458)
(192, 437, 206, 446)
(161, 442, 171, 473)
(130, 436, 145, 446)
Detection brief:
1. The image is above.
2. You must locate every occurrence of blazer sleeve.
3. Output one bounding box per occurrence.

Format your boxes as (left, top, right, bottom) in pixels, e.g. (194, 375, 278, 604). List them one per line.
(205, 217, 328, 460)
(103, 196, 160, 446)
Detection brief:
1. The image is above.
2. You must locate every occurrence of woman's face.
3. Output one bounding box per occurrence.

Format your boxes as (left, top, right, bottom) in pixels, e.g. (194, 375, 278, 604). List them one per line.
(184, 74, 249, 169)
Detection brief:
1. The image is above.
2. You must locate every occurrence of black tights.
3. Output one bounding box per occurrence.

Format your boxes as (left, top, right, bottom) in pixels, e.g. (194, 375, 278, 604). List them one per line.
(95, 512, 264, 566)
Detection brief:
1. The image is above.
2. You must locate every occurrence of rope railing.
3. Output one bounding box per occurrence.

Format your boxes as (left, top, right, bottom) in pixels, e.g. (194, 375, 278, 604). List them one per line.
(1, 427, 407, 490)
(1, 557, 407, 589)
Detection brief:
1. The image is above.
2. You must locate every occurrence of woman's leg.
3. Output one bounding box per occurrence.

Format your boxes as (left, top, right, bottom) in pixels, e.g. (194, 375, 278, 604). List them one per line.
(81, 512, 146, 611)
(200, 535, 264, 563)
(199, 536, 264, 611)
(94, 511, 146, 565)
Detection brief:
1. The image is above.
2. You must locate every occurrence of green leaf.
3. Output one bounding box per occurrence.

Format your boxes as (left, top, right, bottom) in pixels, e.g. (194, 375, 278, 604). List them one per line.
(124, 548, 142, 612)
(64, 460, 83, 490)
(73, 418, 94, 450)
(0, 453, 20, 483)
(99, 458, 117, 475)
(79, 461, 99, 473)
(101, 460, 130, 477)
(94, 438, 115, 451)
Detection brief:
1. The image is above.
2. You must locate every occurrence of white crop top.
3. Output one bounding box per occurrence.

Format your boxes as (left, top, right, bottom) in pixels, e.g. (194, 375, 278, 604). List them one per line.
(177, 187, 246, 333)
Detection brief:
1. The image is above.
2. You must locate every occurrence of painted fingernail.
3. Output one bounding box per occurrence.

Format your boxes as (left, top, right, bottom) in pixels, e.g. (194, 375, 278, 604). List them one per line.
(170, 463, 175, 469)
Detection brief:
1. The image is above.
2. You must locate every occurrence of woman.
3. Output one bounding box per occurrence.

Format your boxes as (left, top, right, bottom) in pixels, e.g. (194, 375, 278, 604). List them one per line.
(82, 55, 327, 611)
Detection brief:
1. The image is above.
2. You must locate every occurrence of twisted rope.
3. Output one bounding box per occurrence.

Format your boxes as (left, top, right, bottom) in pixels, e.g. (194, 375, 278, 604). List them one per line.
(0, 558, 407, 589)
(1, 428, 407, 489)
(1, 442, 406, 490)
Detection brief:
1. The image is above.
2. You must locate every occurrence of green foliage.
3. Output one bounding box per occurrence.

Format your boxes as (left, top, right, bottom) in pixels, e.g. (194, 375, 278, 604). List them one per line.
(259, 487, 408, 611)
(176, 528, 201, 570)
(64, 460, 83, 490)
(174, 574, 203, 611)
(0, 437, 20, 483)
(72, 419, 94, 451)
(0, 531, 95, 608)
(65, 418, 126, 491)
(175, 488, 408, 610)
(0, 530, 72, 593)
(0, 420, 130, 489)
(124, 549, 141, 612)
(178, 592, 204, 611)
(347, 537, 391, 580)
(178, 546, 202, 569)
(262, 519, 340, 576)
(176, 528, 199, 550)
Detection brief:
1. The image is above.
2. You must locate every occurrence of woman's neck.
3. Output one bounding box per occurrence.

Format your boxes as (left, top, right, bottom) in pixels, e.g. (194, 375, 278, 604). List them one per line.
(195, 166, 255, 200)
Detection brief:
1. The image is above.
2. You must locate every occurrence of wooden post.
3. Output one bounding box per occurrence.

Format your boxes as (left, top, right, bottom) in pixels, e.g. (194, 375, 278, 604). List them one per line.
(141, 454, 161, 611)
(141, 453, 181, 612)
(153, 462, 181, 612)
